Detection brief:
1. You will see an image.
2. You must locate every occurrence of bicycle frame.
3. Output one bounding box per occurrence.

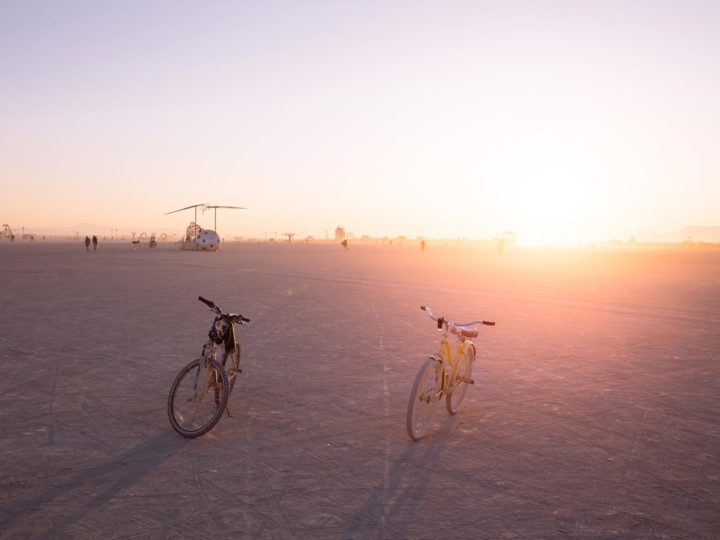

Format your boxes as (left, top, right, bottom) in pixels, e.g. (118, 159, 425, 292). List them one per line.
(432, 326, 476, 399)
(420, 304, 493, 399)
(191, 315, 241, 401)
(202, 320, 238, 363)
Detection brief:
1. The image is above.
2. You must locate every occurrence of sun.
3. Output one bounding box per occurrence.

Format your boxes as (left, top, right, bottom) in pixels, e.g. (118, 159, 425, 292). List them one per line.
(508, 166, 599, 246)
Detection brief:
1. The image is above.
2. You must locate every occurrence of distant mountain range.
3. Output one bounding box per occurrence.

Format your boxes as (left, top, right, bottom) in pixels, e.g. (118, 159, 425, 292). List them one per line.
(635, 226, 720, 243)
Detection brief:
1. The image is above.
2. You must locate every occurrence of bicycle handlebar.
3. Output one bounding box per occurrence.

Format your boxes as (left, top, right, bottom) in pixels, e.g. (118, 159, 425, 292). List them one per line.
(198, 296, 217, 310)
(420, 305, 495, 327)
(198, 296, 251, 323)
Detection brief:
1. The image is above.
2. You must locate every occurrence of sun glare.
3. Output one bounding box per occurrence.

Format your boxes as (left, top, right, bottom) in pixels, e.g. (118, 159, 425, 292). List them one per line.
(495, 150, 602, 246)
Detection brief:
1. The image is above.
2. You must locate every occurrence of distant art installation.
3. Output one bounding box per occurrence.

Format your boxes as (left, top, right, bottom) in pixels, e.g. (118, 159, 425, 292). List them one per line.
(167, 203, 245, 252)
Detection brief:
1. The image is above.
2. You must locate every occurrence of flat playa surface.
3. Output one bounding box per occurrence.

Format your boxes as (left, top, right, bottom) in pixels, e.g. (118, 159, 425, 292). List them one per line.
(1, 241, 719, 539)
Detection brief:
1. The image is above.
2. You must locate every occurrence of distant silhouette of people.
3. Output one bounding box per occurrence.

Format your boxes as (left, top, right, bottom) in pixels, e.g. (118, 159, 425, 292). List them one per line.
(92, 235, 98, 251)
(84, 236, 91, 251)
(497, 239, 505, 254)
(420, 240, 426, 251)
(341, 239, 349, 250)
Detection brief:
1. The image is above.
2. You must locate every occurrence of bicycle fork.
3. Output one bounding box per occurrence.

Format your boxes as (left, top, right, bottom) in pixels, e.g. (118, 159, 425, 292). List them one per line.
(188, 356, 214, 402)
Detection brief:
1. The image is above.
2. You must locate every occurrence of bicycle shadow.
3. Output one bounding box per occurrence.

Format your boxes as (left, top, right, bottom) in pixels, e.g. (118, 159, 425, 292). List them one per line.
(342, 415, 458, 539)
(0, 431, 187, 538)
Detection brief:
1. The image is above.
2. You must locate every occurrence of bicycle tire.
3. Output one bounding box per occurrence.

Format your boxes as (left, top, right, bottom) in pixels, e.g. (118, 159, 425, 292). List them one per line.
(168, 358, 230, 438)
(406, 357, 441, 441)
(446, 344, 475, 414)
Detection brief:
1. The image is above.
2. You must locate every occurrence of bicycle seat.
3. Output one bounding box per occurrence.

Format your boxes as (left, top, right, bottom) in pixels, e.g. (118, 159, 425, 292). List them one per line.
(450, 324, 478, 339)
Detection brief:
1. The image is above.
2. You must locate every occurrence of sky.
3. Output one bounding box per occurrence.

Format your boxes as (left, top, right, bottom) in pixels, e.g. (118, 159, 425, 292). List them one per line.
(1, 0, 719, 244)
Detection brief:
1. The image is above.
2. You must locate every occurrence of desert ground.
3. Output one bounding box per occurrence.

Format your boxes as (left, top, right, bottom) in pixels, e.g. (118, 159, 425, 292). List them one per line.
(0, 241, 718, 539)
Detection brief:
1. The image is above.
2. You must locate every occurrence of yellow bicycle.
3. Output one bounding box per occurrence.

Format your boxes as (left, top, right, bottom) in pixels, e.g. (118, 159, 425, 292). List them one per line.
(406, 305, 495, 440)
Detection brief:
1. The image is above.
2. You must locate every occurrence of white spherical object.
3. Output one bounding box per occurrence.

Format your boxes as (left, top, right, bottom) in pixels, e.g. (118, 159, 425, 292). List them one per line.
(195, 230, 221, 251)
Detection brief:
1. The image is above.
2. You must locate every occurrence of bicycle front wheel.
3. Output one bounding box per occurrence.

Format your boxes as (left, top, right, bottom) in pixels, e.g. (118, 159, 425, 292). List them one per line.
(406, 357, 441, 441)
(446, 345, 475, 414)
(168, 358, 229, 438)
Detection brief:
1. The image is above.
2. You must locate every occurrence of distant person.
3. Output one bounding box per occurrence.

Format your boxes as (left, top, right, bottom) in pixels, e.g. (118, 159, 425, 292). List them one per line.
(84, 236, 91, 251)
(497, 239, 505, 254)
(420, 240, 426, 251)
(92, 235, 98, 251)
(341, 239, 349, 250)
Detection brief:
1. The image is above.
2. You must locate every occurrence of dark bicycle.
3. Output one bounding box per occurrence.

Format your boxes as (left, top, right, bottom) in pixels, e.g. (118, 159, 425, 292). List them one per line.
(167, 296, 250, 438)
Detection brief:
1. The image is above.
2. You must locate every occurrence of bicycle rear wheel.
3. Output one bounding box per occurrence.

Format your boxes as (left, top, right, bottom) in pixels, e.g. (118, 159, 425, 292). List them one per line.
(406, 357, 441, 441)
(446, 345, 475, 414)
(168, 358, 229, 438)
(223, 344, 241, 392)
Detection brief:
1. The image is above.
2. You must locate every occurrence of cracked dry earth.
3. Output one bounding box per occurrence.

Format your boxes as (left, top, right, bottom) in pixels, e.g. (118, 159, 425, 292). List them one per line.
(1, 242, 719, 539)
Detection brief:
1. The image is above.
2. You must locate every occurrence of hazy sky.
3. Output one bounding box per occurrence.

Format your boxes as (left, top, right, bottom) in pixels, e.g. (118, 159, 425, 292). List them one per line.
(1, 0, 719, 243)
